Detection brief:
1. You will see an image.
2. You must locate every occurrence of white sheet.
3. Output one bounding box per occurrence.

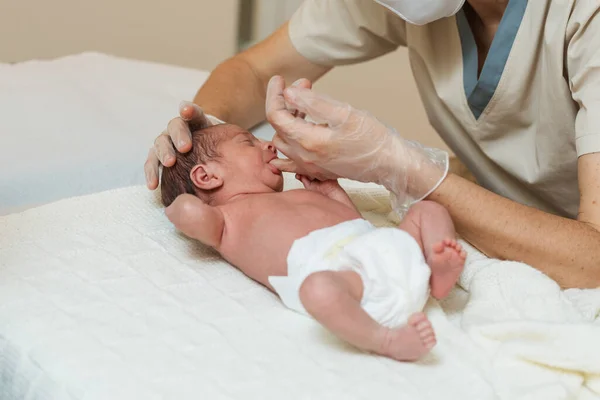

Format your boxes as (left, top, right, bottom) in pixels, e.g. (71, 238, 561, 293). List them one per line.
(1, 175, 599, 399)
(0, 52, 276, 216)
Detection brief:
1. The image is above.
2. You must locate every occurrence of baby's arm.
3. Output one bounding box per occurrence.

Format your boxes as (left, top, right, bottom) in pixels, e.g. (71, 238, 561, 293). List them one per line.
(296, 174, 358, 212)
(165, 194, 224, 248)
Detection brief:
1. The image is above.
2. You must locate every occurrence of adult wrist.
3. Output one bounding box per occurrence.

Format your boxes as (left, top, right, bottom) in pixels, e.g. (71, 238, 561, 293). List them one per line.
(379, 137, 449, 215)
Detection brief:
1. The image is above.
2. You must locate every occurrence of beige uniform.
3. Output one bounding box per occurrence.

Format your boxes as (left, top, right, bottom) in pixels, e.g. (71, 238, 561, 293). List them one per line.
(288, 0, 600, 218)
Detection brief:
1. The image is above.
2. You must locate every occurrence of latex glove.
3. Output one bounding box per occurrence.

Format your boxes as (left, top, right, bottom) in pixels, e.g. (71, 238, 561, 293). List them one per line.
(265, 75, 449, 214)
(144, 101, 224, 189)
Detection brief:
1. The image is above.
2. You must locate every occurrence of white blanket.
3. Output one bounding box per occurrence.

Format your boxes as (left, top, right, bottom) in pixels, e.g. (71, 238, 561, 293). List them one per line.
(1, 175, 599, 400)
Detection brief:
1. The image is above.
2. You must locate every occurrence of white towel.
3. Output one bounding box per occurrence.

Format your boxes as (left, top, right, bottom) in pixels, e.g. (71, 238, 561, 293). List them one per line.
(1, 175, 598, 399)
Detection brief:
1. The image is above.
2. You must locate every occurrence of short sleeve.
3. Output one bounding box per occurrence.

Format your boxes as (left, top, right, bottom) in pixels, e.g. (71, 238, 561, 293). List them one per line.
(288, 0, 407, 67)
(566, 2, 600, 156)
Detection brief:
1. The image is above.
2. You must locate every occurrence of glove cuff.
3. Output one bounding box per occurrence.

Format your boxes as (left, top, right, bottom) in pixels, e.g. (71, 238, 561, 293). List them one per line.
(206, 114, 226, 125)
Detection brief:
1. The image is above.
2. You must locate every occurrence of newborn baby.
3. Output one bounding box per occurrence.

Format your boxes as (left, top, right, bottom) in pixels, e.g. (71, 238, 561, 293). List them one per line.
(161, 123, 466, 361)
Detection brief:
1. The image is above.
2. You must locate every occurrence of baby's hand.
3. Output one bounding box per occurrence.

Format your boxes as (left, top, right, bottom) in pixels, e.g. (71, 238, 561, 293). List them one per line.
(296, 174, 358, 212)
(296, 174, 343, 196)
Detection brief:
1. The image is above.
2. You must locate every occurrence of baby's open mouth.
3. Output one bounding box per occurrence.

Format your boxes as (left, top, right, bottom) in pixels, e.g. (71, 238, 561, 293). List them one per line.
(267, 156, 282, 175)
(268, 163, 282, 175)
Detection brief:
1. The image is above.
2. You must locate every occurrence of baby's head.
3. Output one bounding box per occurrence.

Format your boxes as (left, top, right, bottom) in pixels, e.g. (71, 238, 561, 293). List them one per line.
(160, 124, 283, 207)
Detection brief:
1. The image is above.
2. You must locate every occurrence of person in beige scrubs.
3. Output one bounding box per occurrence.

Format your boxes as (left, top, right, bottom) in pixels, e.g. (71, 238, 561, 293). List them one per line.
(145, 0, 600, 289)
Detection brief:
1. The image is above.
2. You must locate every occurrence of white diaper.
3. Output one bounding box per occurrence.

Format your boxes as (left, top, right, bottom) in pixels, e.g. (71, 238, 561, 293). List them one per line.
(268, 219, 431, 328)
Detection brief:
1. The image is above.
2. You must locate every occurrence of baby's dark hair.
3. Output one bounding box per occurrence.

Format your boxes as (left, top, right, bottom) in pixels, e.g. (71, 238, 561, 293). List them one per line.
(160, 126, 225, 207)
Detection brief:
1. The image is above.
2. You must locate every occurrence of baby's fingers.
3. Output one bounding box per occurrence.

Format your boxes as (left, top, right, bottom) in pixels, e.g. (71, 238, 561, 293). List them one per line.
(295, 174, 311, 187)
(302, 177, 316, 188)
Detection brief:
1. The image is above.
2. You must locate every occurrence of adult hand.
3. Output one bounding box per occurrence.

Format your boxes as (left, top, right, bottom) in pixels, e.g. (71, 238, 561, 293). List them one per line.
(266, 76, 343, 181)
(144, 102, 221, 189)
(265, 75, 449, 213)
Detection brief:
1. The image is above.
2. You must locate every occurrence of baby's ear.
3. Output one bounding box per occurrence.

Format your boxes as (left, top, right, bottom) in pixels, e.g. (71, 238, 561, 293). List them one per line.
(190, 164, 223, 191)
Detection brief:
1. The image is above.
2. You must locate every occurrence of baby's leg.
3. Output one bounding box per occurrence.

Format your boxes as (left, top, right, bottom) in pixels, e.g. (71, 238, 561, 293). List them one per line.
(299, 270, 436, 361)
(398, 200, 466, 299)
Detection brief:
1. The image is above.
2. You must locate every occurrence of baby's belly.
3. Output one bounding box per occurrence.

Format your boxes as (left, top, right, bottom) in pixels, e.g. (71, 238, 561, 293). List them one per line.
(219, 205, 360, 289)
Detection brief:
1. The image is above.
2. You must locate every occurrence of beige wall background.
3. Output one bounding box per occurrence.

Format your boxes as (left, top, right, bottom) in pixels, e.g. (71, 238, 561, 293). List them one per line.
(0, 0, 239, 71)
(0, 0, 447, 151)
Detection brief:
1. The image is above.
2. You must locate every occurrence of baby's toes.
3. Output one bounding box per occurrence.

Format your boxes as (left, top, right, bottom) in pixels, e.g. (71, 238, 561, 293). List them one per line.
(414, 319, 436, 348)
(408, 312, 428, 327)
(419, 323, 434, 337)
(421, 329, 437, 349)
(423, 334, 436, 349)
(411, 314, 432, 334)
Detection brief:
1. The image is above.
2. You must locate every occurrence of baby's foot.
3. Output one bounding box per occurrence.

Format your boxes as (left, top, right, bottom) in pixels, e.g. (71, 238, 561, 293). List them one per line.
(428, 239, 466, 299)
(378, 313, 436, 361)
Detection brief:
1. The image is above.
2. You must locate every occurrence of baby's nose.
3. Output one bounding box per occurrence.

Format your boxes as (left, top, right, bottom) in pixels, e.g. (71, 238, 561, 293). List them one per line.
(264, 142, 276, 154)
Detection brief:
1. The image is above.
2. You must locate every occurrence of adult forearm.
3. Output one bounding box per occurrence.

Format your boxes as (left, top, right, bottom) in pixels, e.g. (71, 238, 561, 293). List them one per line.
(427, 174, 600, 289)
(193, 57, 269, 129)
(193, 22, 331, 130)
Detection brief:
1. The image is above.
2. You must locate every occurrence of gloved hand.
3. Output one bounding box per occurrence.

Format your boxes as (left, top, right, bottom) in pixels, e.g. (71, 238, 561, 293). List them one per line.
(144, 102, 223, 189)
(265, 75, 449, 214)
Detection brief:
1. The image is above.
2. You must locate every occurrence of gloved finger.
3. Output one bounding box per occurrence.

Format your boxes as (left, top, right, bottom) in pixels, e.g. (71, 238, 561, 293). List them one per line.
(292, 78, 312, 89)
(269, 158, 298, 173)
(144, 148, 160, 190)
(283, 87, 352, 127)
(272, 132, 289, 148)
(285, 81, 304, 119)
(167, 117, 193, 153)
(179, 101, 212, 130)
(270, 87, 333, 156)
(289, 79, 313, 120)
(154, 132, 177, 167)
(273, 133, 307, 159)
(276, 120, 332, 159)
(272, 134, 295, 160)
(266, 76, 298, 129)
